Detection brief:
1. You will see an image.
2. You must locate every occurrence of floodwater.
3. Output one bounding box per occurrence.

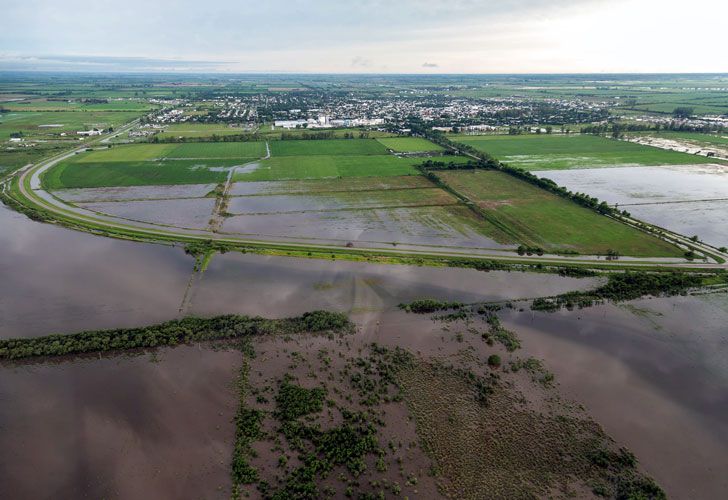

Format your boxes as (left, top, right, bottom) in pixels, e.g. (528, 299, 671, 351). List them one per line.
(188, 251, 596, 318)
(2, 200, 728, 498)
(225, 188, 453, 214)
(53, 183, 217, 202)
(78, 198, 216, 230)
(222, 205, 510, 249)
(535, 165, 728, 246)
(499, 295, 728, 500)
(0, 204, 193, 338)
(0, 345, 240, 499)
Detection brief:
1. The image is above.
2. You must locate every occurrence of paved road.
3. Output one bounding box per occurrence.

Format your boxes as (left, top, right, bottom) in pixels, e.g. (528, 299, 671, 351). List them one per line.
(8, 126, 728, 270)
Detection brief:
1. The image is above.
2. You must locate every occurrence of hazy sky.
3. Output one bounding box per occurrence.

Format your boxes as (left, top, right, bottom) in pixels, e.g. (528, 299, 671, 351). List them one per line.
(1, 0, 726, 73)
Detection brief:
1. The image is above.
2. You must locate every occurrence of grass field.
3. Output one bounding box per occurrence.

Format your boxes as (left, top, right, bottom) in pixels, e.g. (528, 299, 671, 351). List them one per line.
(43, 160, 232, 189)
(158, 123, 252, 139)
(0, 111, 141, 140)
(75, 141, 267, 162)
(453, 134, 717, 170)
(232, 155, 425, 181)
(2, 100, 155, 112)
(376, 137, 444, 152)
(269, 139, 389, 156)
(437, 169, 682, 256)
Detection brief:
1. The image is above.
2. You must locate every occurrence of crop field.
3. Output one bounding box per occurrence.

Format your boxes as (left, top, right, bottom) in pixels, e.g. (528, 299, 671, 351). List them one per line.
(376, 137, 444, 152)
(75, 141, 267, 162)
(269, 139, 389, 156)
(233, 155, 426, 181)
(43, 160, 232, 189)
(437, 170, 682, 256)
(157, 123, 252, 139)
(229, 175, 434, 196)
(453, 134, 717, 170)
(2, 100, 155, 112)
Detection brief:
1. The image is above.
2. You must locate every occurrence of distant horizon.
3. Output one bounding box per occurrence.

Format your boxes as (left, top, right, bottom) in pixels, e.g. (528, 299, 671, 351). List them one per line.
(2, 67, 728, 78)
(3, 0, 727, 74)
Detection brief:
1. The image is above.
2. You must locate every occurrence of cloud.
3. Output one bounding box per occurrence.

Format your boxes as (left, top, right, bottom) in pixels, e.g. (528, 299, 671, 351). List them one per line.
(0, 54, 231, 72)
(351, 56, 372, 68)
(422, 62, 439, 68)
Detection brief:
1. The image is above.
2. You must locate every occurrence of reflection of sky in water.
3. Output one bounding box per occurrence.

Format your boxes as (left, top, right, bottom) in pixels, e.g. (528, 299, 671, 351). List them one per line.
(0, 345, 239, 499)
(0, 205, 193, 338)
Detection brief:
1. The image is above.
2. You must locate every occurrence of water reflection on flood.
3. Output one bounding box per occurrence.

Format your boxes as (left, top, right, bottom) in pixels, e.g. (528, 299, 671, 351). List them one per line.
(2, 202, 728, 498)
(0, 205, 193, 338)
(0, 345, 240, 499)
(500, 295, 728, 499)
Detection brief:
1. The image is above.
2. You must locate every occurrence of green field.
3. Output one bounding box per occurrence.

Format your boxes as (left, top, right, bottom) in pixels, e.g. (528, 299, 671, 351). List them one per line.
(376, 137, 444, 152)
(453, 134, 717, 170)
(43, 159, 232, 189)
(0, 111, 141, 140)
(438, 170, 682, 256)
(158, 123, 252, 139)
(75, 141, 267, 162)
(233, 155, 425, 181)
(2, 100, 155, 112)
(269, 139, 389, 156)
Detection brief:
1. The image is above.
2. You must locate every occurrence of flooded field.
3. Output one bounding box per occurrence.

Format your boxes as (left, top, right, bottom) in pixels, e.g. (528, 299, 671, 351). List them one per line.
(2, 201, 727, 498)
(226, 188, 455, 214)
(53, 183, 217, 202)
(0, 204, 193, 338)
(188, 252, 596, 318)
(0, 345, 240, 499)
(78, 198, 216, 229)
(499, 294, 728, 499)
(222, 205, 510, 248)
(535, 165, 728, 247)
(228, 176, 432, 196)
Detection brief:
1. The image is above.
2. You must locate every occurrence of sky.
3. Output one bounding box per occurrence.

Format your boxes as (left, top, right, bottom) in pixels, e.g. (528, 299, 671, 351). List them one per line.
(1, 0, 726, 74)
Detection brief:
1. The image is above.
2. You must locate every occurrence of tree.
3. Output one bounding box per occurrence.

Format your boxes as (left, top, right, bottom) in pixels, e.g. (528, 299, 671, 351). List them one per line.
(673, 107, 694, 118)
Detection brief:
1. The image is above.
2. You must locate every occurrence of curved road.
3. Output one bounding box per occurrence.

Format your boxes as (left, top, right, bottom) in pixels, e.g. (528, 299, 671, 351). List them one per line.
(6, 123, 728, 271)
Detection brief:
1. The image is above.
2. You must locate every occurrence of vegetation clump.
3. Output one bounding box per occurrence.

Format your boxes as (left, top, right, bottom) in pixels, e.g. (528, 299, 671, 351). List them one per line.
(275, 377, 327, 421)
(0, 311, 353, 361)
(532, 271, 703, 312)
(399, 298, 464, 313)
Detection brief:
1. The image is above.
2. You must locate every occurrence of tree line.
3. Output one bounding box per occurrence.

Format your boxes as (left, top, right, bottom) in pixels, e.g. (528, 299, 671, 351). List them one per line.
(0, 311, 352, 361)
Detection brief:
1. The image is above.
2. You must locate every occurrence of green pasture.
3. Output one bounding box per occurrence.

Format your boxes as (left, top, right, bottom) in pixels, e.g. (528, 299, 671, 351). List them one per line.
(269, 139, 389, 156)
(233, 155, 424, 181)
(43, 159, 233, 189)
(376, 137, 444, 152)
(74, 141, 267, 162)
(453, 134, 716, 170)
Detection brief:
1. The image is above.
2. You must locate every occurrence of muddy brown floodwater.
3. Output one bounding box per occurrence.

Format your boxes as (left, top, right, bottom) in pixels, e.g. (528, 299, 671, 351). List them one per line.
(1, 201, 728, 499)
(499, 295, 728, 499)
(0, 345, 241, 499)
